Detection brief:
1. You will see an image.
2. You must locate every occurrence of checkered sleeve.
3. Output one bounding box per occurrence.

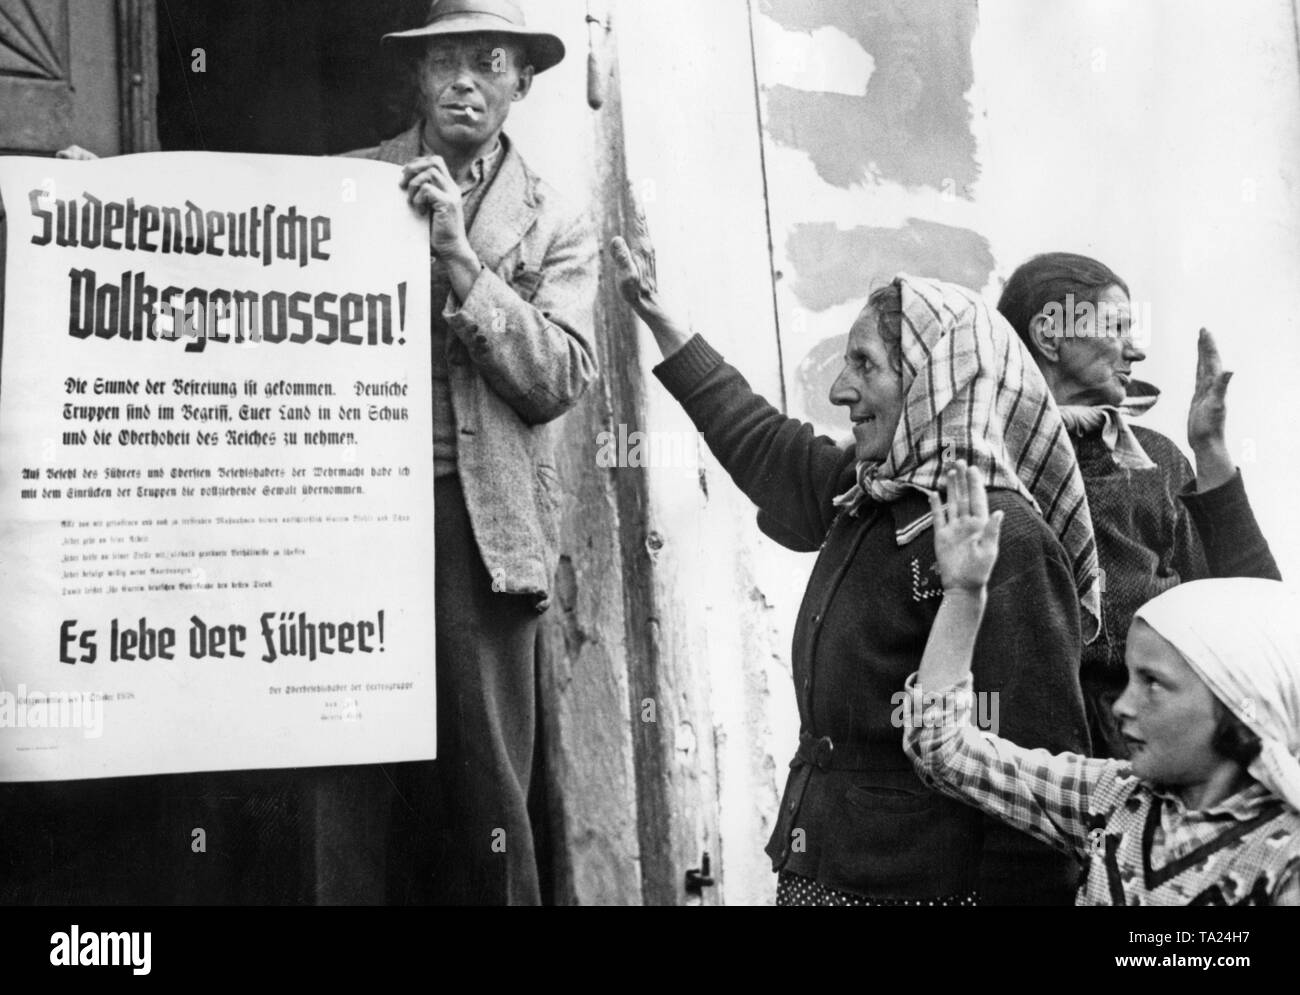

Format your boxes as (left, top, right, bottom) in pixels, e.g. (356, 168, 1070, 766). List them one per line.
(901, 673, 1115, 859)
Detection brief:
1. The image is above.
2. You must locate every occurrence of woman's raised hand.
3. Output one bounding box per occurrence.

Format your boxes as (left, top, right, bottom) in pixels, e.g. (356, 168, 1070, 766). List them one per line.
(929, 461, 1003, 593)
(1187, 328, 1230, 447)
(610, 186, 691, 358)
(1186, 328, 1236, 491)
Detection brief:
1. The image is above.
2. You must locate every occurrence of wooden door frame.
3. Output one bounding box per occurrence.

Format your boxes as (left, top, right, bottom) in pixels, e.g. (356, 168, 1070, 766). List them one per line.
(115, 0, 157, 152)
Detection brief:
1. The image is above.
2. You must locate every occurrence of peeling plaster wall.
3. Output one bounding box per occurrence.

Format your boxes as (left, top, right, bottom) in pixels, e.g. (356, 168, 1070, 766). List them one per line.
(763, 0, 980, 192)
(754, 0, 993, 444)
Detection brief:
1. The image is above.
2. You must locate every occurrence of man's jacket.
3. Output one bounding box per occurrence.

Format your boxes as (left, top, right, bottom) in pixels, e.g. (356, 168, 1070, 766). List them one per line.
(346, 125, 598, 607)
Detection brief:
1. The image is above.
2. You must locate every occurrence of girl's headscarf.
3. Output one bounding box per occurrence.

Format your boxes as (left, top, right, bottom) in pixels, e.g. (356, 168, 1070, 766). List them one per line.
(834, 274, 1101, 640)
(1135, 578, 1300, 813)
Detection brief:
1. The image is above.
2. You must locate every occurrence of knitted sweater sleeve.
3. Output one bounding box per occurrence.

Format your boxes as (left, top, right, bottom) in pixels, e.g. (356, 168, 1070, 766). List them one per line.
(1180, 470, 1281, 580)
(653, 335, 853, 548)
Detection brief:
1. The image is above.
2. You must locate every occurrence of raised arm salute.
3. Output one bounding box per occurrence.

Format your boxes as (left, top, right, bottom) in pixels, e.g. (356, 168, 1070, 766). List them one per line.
(907, 462, 1300, 906)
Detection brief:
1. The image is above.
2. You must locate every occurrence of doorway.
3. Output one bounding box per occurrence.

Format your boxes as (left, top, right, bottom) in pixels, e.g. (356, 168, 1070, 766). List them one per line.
(154, 0, 426, 155)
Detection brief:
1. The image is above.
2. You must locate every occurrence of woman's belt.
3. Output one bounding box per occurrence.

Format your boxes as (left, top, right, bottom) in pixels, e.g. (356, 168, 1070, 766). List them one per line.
(790, 731, 915, 772)
(766, 731, 922, 870)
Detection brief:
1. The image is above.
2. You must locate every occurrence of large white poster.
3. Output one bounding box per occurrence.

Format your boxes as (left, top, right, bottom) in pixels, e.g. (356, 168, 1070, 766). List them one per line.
(0, 152, 436, 781)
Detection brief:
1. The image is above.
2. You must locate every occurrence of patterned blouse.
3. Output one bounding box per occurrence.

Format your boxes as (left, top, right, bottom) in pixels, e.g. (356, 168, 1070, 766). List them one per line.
(902, 675, 1300, 905)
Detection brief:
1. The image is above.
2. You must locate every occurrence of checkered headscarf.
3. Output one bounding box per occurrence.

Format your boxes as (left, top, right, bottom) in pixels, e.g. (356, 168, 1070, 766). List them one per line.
(834, 274, 1101, 641)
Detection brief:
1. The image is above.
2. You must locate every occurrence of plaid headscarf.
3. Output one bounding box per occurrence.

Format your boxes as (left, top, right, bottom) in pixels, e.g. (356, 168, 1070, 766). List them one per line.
(833, 274, 1101, 641)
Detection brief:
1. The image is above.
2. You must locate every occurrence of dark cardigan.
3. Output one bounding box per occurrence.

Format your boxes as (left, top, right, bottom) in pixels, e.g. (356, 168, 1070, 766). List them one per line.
(655, 336, 1090, 905)
(1074, 425, 1280, 757)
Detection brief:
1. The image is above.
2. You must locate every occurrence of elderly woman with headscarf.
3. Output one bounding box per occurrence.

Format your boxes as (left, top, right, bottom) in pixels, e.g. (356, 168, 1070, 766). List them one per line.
(611, 222, 1099, 906)
(909, 464, 1300, 904)
(997, 253, 1281, 760)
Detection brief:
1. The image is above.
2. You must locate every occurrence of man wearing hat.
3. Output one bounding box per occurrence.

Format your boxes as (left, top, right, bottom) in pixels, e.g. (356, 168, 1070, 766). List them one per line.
(347, 0, 598, 905)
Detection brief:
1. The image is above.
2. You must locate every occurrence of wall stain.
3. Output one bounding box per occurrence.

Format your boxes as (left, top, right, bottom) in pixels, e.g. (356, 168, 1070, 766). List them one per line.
(760, 0, 979, 192)
(786, 217, 994, 311)
(787, 218, 994, 427)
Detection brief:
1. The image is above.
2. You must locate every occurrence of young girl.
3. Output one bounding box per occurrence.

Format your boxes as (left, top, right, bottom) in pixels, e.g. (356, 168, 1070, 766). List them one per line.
(906, 462, 1300, 905)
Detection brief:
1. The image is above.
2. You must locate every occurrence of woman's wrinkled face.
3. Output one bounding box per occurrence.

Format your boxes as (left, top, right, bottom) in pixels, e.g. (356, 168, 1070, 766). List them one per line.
(829, 308, 904, 463)
(1113, 620, 1227, 790)
(1050, 284, 1146, 407)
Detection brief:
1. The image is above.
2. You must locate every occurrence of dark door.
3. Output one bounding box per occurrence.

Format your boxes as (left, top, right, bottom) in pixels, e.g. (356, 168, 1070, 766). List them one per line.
(0, 0, 154, 155)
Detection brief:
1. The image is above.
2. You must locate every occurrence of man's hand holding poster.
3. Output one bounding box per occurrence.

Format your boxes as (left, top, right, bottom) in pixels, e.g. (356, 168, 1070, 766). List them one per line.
(0, 152, 435, 781)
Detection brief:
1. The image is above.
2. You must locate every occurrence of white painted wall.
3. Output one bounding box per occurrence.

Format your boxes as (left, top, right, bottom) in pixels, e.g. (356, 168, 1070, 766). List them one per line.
(616, 0, 804, 906)
(514, 0, 803, 905)
(976, 0, 1300, 578)
(502, 1, 599, 203)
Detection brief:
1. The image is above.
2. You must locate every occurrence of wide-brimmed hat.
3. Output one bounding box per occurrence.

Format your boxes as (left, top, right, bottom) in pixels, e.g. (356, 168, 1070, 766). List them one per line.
(382, 0, 565, 74)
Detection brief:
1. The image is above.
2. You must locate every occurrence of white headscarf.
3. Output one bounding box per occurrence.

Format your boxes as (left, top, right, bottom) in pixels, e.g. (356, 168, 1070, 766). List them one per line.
(1134, 578, 1300, 812)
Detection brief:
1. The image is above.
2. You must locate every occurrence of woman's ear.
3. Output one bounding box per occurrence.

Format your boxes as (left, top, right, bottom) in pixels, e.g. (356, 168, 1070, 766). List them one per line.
(1028, 310, 1061, 365)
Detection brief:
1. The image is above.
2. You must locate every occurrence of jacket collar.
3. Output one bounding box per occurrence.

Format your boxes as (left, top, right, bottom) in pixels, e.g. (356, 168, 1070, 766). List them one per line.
(887, 489, 935, 545)
(373, 123, 540, 272)
(467, 131, 539, 271)
(373, 122, 423, 166)
(1151, 779, 1278, 822)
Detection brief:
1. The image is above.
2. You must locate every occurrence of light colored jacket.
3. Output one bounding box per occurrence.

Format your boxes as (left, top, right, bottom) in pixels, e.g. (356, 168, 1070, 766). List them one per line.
(346, 125, 598, 606)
